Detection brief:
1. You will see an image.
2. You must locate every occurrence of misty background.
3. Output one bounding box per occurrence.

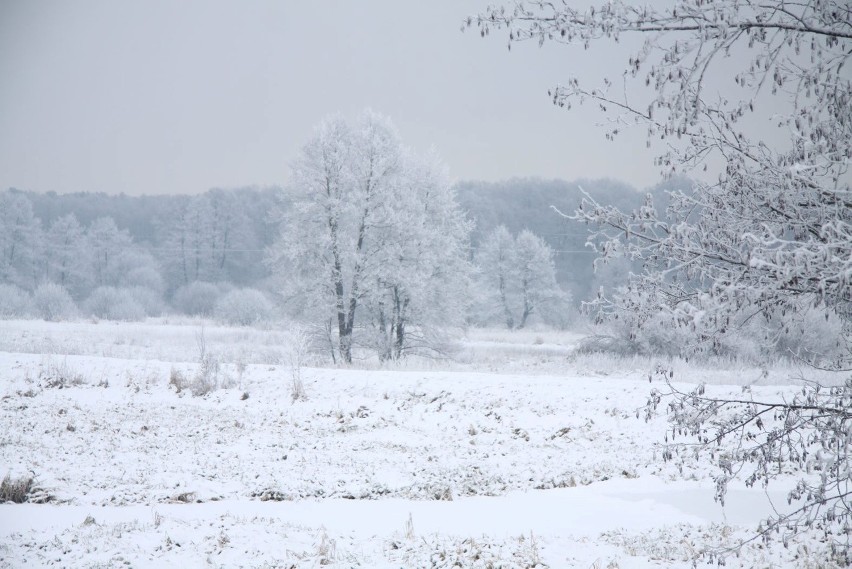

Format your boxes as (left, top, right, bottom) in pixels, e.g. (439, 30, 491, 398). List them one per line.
(1, 177, 672, 312)
(1, 1, 669, 195)
(0, 1, 688, 323)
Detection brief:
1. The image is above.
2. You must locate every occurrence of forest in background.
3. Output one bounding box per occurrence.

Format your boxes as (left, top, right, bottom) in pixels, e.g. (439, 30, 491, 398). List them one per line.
(2, 175, 677, 306)
(13, 172, 835, 369)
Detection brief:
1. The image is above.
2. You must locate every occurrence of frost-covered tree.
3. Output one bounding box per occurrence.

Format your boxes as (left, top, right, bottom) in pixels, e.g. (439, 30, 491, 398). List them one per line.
(159, 190, 259, 290)
(87, 217, 133, 288)
(365, 151, 473, 360)
(477, 226, 518, 329)
(157, 196, 217, 288)
(271, 112, 394, 363)
(270, 110, 472, 363)
(471, 0, 851, 561)
(44, 214, 90, 296)
(0, 191, 43, 290)
(172, 281, 226, 317)
(84, 286, 146, 321)
(514, 229, 560, 328)
(214, 288, 273, 326)
(205, 189, 253, 281)
(157, 196, 194, 289)
(477, 226, 561, 329)
(32, 282, 77, 321)
(0, 284, 33, 319)
(183, 197, 214, 284)
(471, 1, 850, 345)
(83, 216, 165, 303)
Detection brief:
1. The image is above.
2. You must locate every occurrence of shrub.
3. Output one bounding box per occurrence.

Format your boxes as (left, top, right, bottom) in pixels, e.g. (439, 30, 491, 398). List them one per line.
(0, 473, 33, 503)
(190, 353, 223, 396)
(32, 283, 77, 321)
(214, 288, 273, 326)
(585, 285, 776, 364)
(175, 353, 235, 397)
(168, 367, 187, 393)
(0, 284, 33, 319)
(0, 472, 52, 504)
(288, 327, 311, 402)
(123, 266, 165, 294)
(772, 303, 846, 365)
(84, 287, 146, 321)
(574, 334, 641, 357)
(127, 286, 165, 317)
(172, 281, 222, 317)
(39, 357, 86, 388)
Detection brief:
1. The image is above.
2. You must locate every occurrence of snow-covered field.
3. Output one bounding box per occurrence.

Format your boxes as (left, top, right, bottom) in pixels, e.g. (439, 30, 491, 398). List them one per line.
(0, 320, 838, 567)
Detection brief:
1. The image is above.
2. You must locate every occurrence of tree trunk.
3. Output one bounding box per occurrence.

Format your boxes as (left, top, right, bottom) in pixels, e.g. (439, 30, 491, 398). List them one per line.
(338, 328, 352, 364)
(377, 298, 392, 361)
(338, 206, 370, 364)
(392, 287, 408, 360)
(499, 275, 515, 330)
(179, 230, 188, 286)
(394, 317, 405, 360)
(334, 274, 350, 363)
(518, 280, 532, 329)
(326, 318, 337, 365)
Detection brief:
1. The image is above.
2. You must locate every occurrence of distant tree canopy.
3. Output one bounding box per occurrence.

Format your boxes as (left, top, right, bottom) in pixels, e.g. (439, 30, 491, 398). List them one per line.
(4, 175, 674, 308)
(475, 225, 568, 330)
(455, 176, 683, 302)
(5, 186, 279, 294)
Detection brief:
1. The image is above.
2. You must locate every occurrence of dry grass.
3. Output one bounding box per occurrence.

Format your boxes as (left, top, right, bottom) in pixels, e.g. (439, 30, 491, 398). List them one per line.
(0, 318, 290, 364)
(0, 472, 52, 503)
(169, 352, 235, 397)
(0, 473, 33, 503)
(39, 357, 86, 388)
(168, 367, 186, 393)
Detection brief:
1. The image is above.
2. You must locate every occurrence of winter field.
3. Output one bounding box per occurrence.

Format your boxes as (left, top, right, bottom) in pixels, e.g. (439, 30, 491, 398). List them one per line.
(0, 319, 842, 568)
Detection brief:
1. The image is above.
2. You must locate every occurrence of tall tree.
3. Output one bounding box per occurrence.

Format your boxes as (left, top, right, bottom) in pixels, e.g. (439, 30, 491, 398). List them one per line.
(366, 150, 473, 360)
(471, 0, 851, 560)
(454, 177, 643, 303)
(271, 110, 471, 363)
(44, 213, 90, 296)
(477, 225, 519, 329)
(87, 217, 132, 288)
(271, 112, 395, 363)
(514, 229, 560, 329)
(477, 226, 561, 329)
(157, 196, 193, 290)
(0, 191, 43, 290)
(156, 196, 214, 289)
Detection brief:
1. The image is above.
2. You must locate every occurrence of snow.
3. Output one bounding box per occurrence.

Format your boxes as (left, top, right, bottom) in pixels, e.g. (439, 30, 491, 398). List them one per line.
(0, 319, 837, 567)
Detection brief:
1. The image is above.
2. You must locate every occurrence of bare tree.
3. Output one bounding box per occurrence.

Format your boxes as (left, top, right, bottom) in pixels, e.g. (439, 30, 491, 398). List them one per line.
(470, 0, 850, 561)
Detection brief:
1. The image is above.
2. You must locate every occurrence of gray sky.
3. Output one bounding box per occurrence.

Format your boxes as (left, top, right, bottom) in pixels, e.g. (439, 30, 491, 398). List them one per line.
(1, 1, 663, 195)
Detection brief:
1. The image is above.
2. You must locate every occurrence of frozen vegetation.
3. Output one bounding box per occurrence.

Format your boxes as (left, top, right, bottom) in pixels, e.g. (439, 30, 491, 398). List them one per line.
(0, 319, 846, 567)
(1, 1, 848, 566)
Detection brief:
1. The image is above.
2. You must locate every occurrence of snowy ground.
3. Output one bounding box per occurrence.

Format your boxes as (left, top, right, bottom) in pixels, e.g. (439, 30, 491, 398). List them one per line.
(0, 319, 840, 567)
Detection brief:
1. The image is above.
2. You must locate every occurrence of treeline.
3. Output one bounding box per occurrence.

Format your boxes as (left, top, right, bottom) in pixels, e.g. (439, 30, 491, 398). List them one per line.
(0, 175, 683, 324)
(21, 187, 279, 288)
(0, 187, 279, 321)
(455, 176, 684, 302)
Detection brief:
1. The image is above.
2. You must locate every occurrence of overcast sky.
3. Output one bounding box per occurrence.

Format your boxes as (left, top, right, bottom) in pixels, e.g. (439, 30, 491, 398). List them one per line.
(1, 1, 667, 196)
